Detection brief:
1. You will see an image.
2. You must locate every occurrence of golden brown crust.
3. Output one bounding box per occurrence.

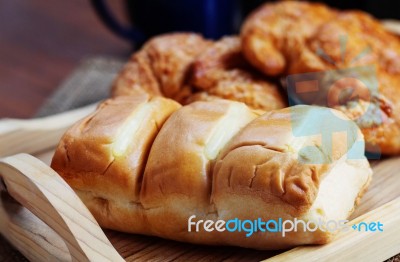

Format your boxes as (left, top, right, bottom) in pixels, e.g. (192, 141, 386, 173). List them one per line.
(138, 100, 258, 240)
(286, 11, 400, 75)
(111, 33, 212, 103)
(51, 95, 181, 203)
(110, 51, 163, 98)
(213, 106, 360, 215)
(141, 100, 258, 207)
(113, 33, 287, 113)
(241, 1, 336, 76)
(210, 106, 371, 249)
(190, 36, 287, 111)
(213, 145, 320, 215)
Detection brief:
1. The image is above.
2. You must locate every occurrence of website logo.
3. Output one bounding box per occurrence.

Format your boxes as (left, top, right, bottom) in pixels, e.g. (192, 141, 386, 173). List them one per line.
(188, 215, 383, 237)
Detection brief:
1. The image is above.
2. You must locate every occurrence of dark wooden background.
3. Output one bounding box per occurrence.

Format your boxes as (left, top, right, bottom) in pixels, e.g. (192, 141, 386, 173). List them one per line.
(0, 0, 132, 118)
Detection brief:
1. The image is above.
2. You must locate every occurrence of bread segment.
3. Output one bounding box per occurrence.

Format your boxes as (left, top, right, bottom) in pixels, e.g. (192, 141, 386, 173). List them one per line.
(51, 95, 181, 205)
(140, 100, 258, 208)
(211, 106, 372, 248)
(213, 106, 363, 214)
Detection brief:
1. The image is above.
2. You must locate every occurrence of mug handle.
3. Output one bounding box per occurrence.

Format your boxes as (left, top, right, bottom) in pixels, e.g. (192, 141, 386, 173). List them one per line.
(91, 0, 145, 44)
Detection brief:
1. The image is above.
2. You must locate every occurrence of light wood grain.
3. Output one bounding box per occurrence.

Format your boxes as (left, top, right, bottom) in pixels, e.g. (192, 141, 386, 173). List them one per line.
(350, 156, 400, 219)
(0, 103, 97, 158)
(0, 154, 123, 262)
(0, 191, 70, 261)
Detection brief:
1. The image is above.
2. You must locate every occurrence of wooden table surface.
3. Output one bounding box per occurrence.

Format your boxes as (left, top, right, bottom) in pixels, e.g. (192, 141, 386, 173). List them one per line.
(0, 0, 132, 118)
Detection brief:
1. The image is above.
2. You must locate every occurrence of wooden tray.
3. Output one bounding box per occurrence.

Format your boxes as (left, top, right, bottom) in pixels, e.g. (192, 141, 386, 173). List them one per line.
(0, 105, 400, 262)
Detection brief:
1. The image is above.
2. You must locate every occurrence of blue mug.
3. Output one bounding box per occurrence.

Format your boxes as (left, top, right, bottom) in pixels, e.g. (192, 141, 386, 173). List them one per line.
(91, 0, 241, 46)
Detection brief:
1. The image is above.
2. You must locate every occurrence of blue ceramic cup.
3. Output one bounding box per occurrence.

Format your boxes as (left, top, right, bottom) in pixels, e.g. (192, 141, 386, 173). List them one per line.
(91, 0, 241, 46)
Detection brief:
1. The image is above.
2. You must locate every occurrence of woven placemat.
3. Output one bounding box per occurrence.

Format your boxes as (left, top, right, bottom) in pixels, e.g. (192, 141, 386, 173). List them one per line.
(1, 56, 399, 261)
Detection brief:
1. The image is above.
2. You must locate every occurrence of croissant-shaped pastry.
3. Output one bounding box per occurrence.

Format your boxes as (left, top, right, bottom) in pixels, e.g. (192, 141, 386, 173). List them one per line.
(241, 1, 400, 154)
(51, 95, 372, 250)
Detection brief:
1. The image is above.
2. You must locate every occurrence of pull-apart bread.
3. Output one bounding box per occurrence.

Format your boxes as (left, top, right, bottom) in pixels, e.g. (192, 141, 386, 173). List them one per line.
(52, 96, 372, 249)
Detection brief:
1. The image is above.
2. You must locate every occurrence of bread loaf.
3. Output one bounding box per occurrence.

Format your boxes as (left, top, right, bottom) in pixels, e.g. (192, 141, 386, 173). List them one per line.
(51, 96, 372, 250)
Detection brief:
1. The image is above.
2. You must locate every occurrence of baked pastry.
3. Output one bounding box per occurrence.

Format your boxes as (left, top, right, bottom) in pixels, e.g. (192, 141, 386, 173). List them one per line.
(112, 33, 286, 112)
(241, 1, 400, 154)
(286, 11, 400, 155)
(241, 1, 336, 76)
(51, 96, 372, 250)
(111, 33, 212, 103)
(190, 36, 286, 111)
